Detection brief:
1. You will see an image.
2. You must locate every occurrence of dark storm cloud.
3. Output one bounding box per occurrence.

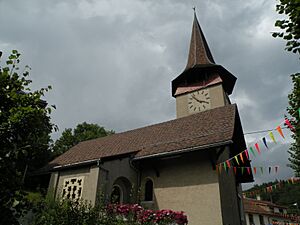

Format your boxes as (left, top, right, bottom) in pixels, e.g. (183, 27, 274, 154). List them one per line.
(0, 0, 298, 185)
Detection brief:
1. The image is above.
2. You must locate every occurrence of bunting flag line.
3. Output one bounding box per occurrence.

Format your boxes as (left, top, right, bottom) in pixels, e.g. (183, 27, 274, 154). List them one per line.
(216, 165, 280, 175)
(216, 116, 291, 168)
(243, 177, 300, 197)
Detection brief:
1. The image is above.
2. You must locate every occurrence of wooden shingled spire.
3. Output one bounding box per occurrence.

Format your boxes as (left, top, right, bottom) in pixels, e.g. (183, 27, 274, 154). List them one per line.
(185, 11, 215, 69)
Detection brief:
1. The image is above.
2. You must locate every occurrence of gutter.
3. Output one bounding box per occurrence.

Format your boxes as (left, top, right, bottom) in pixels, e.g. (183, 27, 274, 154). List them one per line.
(52, 158, 100, 170)
(133, 140, 233, 161)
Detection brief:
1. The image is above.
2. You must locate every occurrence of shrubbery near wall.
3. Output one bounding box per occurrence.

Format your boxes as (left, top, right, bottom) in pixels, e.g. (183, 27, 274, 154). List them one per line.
(31, 196, 188, 225)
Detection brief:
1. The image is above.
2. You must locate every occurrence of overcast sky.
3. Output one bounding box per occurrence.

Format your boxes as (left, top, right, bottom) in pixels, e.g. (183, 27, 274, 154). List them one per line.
(0, 0, 299, 188)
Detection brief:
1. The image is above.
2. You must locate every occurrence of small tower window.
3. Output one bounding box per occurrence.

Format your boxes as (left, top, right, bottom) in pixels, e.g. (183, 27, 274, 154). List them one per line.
(144, 179, 153, 201)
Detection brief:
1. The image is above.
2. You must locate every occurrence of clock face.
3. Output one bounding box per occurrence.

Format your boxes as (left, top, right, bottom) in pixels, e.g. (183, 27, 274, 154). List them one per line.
(187, 89, 211, 113)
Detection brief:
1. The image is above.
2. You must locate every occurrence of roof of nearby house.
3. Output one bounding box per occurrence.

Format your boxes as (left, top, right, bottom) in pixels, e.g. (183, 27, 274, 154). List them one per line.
(48, 104, 243, 170)
(243, 198, 288, 217)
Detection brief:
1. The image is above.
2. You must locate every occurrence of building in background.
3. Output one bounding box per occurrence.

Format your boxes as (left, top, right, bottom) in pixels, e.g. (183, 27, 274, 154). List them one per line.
(243, 198, 300, 225)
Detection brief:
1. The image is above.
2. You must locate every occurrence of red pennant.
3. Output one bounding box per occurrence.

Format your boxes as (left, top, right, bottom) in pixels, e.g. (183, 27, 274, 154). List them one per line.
(245, 149, 249, 160)
(247, 167, 251, 175)
(253, 167, 257, 175)
(255, 143, 261, 154)
(233, 167, 237, 175)
(285, 118, 295, 131)
(226, 160, 231, 168)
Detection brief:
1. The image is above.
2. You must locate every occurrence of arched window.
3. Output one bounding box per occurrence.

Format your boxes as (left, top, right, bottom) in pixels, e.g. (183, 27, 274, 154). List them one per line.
(144, 179, 153, 201)
(111, 185, 122, 203)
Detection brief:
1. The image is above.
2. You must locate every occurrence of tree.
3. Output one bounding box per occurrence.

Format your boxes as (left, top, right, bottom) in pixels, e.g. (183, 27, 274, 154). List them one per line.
(272, 0, 300, 176)
(272, 0, 300, 54)
(52, 122, 114, 158)
(0, 50, 55, 224)
(287, 73, 300, 176)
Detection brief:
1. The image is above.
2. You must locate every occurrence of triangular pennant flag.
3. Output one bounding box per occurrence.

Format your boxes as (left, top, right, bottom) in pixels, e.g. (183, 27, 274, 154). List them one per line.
(253, 167, 257, 175)
(240, 153, 244, 164)
(269, 167, 271, 174)
(250, 147, 256, 157)
(269, 131, 277, 143)
(260, 167, 263, 174)
(255, 143, 261, 154)
(241, 167, 244, 175)
(233, 167, 237, 175)
(247, 167, 251, 175)
(234, 156, 240, 165)
(223, 162, 227, 170)
(285, 118, 295, 131)
(262, 137, 268, 149)
(226, 160, 231, 168)
(245, 149, 249, 160)
(276, 126, 285, 139)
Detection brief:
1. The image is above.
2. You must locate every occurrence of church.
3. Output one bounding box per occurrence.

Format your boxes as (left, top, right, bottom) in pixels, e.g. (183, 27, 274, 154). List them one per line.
(47, 13, 253, 225)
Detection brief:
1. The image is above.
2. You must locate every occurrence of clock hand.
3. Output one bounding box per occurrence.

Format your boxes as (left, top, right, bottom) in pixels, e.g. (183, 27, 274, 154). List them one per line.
(191, 94, 202, 104)
(191, 94, 209, 104)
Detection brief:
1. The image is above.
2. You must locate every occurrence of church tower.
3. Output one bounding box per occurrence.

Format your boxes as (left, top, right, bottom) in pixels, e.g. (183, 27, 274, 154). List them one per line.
(172, 12, 237, 118)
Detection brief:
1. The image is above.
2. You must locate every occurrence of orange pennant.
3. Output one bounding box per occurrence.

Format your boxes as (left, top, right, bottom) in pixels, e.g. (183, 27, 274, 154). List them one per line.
(276, 126, 285, 139)
(240, 153, 244, 164)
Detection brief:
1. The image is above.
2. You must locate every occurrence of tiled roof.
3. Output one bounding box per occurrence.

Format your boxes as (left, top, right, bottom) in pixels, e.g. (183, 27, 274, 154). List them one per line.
(243, 198, 287, 216)
(49, 104, 238, 169)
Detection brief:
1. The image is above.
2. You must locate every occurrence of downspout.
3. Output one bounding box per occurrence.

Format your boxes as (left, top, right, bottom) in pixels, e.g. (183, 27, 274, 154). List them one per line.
(129, 156, 140, 203)
(97, 159, 110, 203)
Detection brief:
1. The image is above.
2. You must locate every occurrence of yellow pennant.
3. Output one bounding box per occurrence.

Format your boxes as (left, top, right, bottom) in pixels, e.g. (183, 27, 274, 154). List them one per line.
(269, 131, 276, 143)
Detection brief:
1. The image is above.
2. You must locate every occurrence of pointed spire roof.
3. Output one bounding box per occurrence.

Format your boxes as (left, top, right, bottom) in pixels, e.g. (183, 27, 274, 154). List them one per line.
(185, 12, 215, 69)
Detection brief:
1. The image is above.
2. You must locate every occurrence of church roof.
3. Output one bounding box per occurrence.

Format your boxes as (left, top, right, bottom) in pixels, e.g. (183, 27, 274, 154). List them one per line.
(185, 12, 215, 69)
(48, 104, 244, 170)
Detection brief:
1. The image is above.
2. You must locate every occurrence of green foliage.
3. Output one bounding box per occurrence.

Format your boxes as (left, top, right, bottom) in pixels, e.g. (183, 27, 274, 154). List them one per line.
(0, 50, 55, 224)
(245, 180, 300, 214)
(52, 122, 114, 158)
(287, 73, 300, 176)
(272, 0, 300, 54)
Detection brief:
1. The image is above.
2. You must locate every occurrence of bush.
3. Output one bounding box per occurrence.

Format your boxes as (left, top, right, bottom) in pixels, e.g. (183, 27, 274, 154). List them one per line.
(31, 196, 188, 225)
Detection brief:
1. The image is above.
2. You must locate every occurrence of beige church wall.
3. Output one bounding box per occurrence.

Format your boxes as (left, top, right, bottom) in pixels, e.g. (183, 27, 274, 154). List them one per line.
(176, 83, 225, 118)
(97, 157, 138, 203)
(49, 165, 100, 205)
(218, 145, 242, 225)
(140, 151, 223, 225)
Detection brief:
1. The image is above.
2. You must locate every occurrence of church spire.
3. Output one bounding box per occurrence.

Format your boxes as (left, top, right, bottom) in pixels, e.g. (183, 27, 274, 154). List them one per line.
(185, 11, 215, 69)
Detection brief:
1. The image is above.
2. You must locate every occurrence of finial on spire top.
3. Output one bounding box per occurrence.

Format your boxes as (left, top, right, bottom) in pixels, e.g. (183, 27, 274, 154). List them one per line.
(192, 6, 196, 12)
